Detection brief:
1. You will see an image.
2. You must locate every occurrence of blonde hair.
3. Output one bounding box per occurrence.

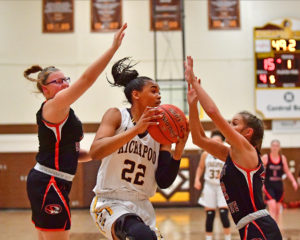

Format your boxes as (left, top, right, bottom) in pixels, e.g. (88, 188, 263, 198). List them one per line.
(24, 65, 59, 93)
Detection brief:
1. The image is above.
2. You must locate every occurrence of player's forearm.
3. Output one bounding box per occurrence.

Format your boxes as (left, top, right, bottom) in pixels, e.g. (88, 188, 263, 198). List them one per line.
(195, 167, 204, 182)
(79, 46, 117, 87)
(191, 80, 221, 120)
(286, 171, 297, 185)
(189, 103, 207, 146)
(90, 126, 139, 160)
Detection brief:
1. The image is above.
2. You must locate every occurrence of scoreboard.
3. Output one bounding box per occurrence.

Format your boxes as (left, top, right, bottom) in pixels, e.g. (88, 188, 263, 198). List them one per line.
(254, 19, 300, 119)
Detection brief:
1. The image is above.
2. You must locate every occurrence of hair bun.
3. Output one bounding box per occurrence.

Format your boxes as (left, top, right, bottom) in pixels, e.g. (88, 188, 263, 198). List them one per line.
(110, 57, 139, 87)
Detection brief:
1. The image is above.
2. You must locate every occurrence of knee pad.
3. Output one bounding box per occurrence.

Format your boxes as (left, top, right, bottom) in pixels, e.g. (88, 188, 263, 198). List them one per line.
(205, 210, 215, 232)
(114, 213, 157, 240)
(219, 208, 230, 228)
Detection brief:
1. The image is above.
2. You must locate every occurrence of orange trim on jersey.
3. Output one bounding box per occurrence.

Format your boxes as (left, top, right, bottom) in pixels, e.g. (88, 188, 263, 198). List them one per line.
(54, 130, 60, 170)
(247, 171, 258, 212)
(269, 154, 282, 165)
(252, 220, 267, 240)
(232, 158, 261, 172)
(35, 224, 67, 232)
(42, 114, 68, 171)
(232, 160, 261, 212)
(243, 224, 248, 240)
(41, 176, 71, 227)
(42, 113, 69, 127)
(279, 193, 284, 203)
(263, 186, 273, 200)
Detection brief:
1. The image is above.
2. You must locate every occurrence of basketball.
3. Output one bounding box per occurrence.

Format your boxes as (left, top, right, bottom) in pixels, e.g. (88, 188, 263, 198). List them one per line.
(148, 104, 187, 145)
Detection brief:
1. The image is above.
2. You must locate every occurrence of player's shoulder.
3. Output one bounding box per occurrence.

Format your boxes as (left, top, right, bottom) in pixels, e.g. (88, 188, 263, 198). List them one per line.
(102, 107, 122, 122)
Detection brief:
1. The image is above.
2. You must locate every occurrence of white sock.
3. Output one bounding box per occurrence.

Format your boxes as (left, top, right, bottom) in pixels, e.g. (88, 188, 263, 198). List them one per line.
(224, 234, 231, 240)
(206, 236, 213, 240)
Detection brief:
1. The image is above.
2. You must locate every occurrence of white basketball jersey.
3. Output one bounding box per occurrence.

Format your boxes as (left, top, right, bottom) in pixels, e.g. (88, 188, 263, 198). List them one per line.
(204, 153, 224, 185)
(93, 108, 161, 200)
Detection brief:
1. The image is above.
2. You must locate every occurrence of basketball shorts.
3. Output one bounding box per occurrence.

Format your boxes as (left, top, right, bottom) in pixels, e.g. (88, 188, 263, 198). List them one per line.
(239, 215, 282, 240)
(90, 195, 162, 240)
(198, 182, 227, 208)
(264, 183, 283, 202)
(26, 169, 72, 231)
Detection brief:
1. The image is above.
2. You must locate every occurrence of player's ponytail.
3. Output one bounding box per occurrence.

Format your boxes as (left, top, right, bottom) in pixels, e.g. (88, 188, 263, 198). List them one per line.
(24, 65, 44, 93)
(109, 57, 153, 104)
(24, 65, 59, 93)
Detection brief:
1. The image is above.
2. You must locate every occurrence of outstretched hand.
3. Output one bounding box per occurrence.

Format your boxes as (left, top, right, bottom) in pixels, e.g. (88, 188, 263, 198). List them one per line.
(187, 77, 200, 106)
(184, 56, 197, 85)
(112, 23, 127, 50)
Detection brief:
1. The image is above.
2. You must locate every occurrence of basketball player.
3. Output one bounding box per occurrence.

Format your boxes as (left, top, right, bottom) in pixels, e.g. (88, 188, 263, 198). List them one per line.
(194, 130, 231, 240)
(262, 139, 298, 223)
(185, 56, 282, 240)
(89, 57, 189, 240)
(24, 24, 127, 240)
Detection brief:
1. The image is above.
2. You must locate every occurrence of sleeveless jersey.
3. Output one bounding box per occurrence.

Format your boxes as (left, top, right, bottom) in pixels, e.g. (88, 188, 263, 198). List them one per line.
(36, 102, 83, 175)
(220, 152, 265, 224)
(265, 154, 284, 186)
(204, 153, 224, 185)
(93, 108, 161, 199)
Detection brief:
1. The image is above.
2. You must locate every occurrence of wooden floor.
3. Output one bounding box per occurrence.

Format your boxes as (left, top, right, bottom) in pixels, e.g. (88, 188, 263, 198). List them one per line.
(1, 207, 300, 240)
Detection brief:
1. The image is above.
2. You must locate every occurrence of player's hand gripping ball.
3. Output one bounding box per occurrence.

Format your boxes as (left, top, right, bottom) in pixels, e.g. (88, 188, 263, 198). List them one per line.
(148, 104, 187, 145)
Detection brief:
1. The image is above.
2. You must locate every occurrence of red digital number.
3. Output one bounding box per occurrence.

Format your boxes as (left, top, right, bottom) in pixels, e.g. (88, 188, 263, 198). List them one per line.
(263, 58, 275, 71)
(259, 74, 267, 84)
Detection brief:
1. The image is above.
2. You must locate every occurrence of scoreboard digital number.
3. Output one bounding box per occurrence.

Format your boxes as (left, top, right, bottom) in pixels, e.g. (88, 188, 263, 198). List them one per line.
(254, 19, 300, 119)
(256, 38, 300, 88)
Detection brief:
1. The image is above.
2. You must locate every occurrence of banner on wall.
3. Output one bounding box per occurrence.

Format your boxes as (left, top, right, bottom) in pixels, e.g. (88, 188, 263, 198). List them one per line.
(150, 0, 182, 31)
(43, 0, 74, 33)
(91, 0, 122, 32)
(208, 0, 240, 30)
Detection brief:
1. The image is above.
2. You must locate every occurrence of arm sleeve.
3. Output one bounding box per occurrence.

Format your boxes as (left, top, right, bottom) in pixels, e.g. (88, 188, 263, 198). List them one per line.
(155, 150, 181, 189)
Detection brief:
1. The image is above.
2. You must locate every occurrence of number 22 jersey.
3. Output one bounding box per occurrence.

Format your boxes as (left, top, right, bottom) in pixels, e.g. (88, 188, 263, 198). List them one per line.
(93, 108, 160, 200)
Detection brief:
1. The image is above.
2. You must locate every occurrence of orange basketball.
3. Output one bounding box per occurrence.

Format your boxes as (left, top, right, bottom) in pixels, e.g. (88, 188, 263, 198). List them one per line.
(148, 104, 187, 145)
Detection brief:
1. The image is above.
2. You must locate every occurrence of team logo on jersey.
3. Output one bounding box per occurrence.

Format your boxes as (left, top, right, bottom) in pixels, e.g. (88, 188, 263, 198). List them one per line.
(45, 204, 62, 215)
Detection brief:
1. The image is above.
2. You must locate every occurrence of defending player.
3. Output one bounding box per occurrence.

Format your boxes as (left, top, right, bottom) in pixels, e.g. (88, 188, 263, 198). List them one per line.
(24, 23, 127, 240)
(185, 56, 282, 240)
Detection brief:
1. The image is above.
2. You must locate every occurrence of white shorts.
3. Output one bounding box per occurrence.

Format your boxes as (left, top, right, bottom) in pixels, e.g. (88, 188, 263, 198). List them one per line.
(198, 181, 227, 209)
(90, 195, 162, 240)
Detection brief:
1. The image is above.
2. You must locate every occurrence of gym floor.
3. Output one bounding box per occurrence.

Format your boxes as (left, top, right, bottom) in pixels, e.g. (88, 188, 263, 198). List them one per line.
(1, 207, 300, 240)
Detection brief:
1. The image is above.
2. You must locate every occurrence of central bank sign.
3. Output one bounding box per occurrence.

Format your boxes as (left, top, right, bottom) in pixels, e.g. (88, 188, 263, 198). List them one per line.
(256, 89, 300, 119)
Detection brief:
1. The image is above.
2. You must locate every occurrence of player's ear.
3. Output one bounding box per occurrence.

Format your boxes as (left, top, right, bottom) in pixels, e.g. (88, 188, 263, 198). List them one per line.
(244, 127, 254, 140)
(42, 85, 49, 95)
(132, 90, 140, 101)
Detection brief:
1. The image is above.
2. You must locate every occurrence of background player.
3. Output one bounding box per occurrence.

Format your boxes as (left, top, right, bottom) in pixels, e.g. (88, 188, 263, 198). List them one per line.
(89, 57, 189, 240)
(262, 139, 298, 223)
(24, 23, 127, 240)
(194, 130, 231, 240)
(185, 56, 282, 240)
